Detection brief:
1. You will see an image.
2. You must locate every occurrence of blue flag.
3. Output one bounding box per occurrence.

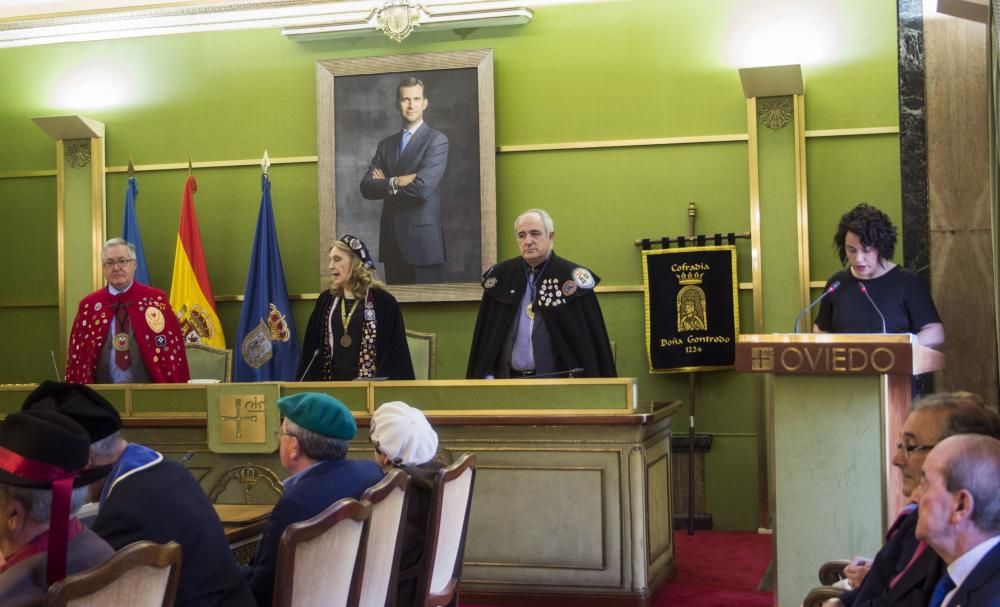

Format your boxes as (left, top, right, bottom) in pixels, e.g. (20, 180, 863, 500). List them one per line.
(121, 176, 152, 285)
(234, 175, 299, 381)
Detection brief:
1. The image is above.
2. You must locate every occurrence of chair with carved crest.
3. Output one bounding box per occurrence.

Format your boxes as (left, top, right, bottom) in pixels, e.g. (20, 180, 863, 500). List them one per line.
(209, 463, 284, 505)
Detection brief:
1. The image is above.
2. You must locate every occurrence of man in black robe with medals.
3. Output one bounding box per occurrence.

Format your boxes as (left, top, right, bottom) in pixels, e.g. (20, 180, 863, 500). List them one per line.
(466, 209, 616, 379)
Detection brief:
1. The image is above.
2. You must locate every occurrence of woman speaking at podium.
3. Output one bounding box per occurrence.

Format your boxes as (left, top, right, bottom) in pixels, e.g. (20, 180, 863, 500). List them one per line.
(298, 235, 415, 381)
(813, 203, 944, 348)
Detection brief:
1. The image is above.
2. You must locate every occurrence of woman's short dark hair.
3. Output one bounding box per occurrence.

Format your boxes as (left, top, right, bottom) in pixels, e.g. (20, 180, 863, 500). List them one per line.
(834, 203, 898, 265)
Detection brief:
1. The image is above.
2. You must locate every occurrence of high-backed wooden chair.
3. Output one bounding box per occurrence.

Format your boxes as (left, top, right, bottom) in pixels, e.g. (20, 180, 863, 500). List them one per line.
(359, 469, 411, 607)
(273, 497, 372, 607)
(415, 453, 477, 607)
(45, 540, 182, 607)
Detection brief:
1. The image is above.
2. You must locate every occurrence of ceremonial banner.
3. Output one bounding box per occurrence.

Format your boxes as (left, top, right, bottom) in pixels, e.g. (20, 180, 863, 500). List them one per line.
(642, 246, 739, 372)
(234, 175, 299, 382)
(170, 175, 226, 348)
(121, 176, 152, 285)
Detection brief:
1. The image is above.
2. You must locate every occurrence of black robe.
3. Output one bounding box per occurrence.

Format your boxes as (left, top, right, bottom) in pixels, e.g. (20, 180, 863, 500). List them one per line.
(298, 287, 415, 381)
(466, 253, 617, 379)
(93, 457, 255, 607)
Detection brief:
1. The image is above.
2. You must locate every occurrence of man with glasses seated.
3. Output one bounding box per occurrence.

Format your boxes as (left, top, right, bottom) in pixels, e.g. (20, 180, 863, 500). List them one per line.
(821, 393, 1000, 607)
(245, 392, 384, 607)
(65, 238, 189, 384)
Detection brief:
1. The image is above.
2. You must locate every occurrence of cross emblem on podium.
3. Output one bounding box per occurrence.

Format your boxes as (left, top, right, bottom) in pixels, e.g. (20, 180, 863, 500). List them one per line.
(751, 347, 773, 371)
(219, 395, 265, 442)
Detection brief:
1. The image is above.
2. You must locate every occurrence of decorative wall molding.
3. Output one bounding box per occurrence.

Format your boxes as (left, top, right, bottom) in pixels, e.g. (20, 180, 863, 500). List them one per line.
(64, 141, 90, 168)
(758, 98, 792, 130)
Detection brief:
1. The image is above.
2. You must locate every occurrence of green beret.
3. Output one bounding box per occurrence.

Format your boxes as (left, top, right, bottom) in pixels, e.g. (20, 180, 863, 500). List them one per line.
(278, 393, 356, 440)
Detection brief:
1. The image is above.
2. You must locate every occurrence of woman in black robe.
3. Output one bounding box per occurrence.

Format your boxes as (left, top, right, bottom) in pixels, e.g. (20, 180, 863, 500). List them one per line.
(297, 235, 415, 380)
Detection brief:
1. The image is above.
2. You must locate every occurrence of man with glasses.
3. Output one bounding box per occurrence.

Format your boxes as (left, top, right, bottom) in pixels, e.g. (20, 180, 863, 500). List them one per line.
(65, 238, 189, 383)
(245, 392, 383, 607)
(820, 393, 1000, 607)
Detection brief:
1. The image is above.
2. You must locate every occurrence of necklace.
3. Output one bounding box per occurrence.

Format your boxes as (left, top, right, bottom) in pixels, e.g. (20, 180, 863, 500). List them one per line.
(339, 296, 361, 347)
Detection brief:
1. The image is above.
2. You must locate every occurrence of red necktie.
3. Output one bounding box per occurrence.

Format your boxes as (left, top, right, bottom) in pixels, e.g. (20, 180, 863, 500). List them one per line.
(114, 298, 131, 370)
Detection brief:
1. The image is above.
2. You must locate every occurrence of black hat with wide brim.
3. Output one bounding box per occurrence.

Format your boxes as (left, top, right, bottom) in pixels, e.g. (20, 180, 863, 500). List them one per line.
(0, 410, 110, 488)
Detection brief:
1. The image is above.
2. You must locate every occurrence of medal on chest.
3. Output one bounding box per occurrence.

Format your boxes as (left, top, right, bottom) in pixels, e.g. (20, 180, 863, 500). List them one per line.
(113, 332, 130, 351)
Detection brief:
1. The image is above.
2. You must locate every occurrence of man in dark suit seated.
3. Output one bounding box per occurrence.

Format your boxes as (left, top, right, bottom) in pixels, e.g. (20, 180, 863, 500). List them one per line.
(21, 381, 254, 607)
(361, 76, 449, 285)
(0, 410, 114, 606)
(823, 393, 1000, 607)
(916, 434, 1000, 607)
(244, 393, 384, 607)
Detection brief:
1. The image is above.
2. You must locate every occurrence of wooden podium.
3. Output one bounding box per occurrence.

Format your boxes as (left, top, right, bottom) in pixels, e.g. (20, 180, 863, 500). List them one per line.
(735, 334, 944, 607)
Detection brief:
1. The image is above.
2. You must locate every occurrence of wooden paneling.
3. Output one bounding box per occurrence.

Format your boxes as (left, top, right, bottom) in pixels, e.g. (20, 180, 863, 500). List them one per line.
(925, 16, 998, 402)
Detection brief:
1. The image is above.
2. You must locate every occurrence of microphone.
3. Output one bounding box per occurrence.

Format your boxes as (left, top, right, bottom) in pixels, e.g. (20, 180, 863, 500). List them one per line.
(793, 281, 841, 333)
(530, 367, 585, 379)
(50, 351, 62, 382)
(298, 349, 320, 382)
(858, 283, 887, 333)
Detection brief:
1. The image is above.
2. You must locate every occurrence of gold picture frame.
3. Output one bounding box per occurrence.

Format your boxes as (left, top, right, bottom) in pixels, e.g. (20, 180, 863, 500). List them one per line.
(316, 49, 497, 302)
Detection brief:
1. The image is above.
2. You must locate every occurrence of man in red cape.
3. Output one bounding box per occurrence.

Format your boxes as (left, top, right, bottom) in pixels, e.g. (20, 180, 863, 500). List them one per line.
(66, 238, 189, 384)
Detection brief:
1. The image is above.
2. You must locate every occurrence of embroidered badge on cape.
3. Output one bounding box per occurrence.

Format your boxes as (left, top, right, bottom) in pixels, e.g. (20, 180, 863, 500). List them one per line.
(572, 267, 595, 289)
(145, 306, 165, 333)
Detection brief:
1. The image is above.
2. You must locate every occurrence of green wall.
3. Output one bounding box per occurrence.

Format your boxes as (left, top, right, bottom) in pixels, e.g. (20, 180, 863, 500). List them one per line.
(0, 0, 902, 530)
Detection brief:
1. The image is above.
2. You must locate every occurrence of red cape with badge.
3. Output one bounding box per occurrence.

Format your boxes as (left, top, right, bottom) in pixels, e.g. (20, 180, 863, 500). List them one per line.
(66, 282, 190, 384)
(466, 253, 617, 379)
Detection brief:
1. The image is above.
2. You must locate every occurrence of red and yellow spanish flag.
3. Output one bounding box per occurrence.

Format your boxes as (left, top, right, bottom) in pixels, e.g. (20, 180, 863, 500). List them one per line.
(170, 175, 226, 348)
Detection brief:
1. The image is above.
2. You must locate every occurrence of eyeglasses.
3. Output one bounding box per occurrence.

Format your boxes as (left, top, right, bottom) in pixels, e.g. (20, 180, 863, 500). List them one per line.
(273, 429, 294, 440)
(102, 258, 135, 269)
(896, 442, 935, 459)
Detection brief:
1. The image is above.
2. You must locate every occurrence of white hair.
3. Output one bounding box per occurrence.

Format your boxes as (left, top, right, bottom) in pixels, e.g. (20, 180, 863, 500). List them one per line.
(2, 485, 89, 522)
(102, 238, 136, 259)
(514, 209, 554, 235)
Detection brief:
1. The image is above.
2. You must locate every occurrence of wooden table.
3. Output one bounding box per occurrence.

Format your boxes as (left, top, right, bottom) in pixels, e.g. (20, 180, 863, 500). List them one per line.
(215, 504, 272, 565)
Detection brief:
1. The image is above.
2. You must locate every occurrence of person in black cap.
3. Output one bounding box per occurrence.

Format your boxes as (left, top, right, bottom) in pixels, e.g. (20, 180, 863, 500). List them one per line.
(245, 392, 384, 607)
(297, 235, 414, 381)
(21, 381, 254, 607)
(0, 410, 114, 605)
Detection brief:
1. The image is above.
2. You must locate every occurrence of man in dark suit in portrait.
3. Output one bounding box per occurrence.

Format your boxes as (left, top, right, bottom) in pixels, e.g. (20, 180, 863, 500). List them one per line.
(360, 77, 449, 285)
(916, 433, 1000, 607)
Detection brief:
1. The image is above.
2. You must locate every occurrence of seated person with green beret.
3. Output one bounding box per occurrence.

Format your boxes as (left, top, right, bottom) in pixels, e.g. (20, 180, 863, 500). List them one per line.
(244, 393, 384, 607)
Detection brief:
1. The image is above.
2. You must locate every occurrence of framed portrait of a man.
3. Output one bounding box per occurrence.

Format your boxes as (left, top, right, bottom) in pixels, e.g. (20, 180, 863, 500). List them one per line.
(316, 49, 496, 302)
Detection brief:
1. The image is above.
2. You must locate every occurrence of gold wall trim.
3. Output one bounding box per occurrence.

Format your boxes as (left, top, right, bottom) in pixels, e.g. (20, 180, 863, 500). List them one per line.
(91, 137, 106, 292)
(56, 140, 66, 369)
(804, 126, 900, 138)
(497, 133, 749, 153)
(210, 283, 755, 302)
(746, 99, 764, 334)
(0, 301, 58, 310)
(105, 155, 318, 174)
(0, 169, 56, 179)
(794, 95, 812, 314)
